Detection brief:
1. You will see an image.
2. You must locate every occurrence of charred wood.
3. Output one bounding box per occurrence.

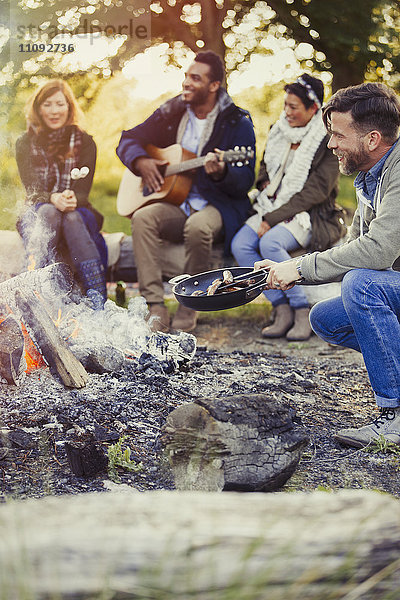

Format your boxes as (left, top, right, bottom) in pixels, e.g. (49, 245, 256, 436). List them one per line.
(161, 393, 309, 492)
(0, 315, 25, 385)
(65, 440, 108, 477)
(13, 289, 88, 388)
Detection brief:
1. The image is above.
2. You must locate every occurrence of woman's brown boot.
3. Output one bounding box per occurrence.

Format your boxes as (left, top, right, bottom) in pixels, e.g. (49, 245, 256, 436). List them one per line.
(286, 307, 312, 341)
(261, 304, 294, 338)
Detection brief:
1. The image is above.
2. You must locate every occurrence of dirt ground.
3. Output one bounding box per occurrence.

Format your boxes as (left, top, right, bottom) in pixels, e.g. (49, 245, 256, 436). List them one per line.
(1, 294, 399, 501)
(191, 310, 400, 498)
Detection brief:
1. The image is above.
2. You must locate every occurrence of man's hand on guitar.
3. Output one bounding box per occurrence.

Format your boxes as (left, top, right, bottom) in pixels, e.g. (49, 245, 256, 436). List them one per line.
(135, 156, 169, 193)
(204, 148, 227, 180)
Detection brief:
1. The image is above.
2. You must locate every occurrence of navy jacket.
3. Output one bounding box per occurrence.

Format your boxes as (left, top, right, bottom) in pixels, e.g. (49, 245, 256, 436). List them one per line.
(116, 89, 256, 254)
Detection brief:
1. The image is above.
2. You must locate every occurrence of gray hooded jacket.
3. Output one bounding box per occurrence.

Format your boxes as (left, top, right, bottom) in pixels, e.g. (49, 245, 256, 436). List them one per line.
(301, 138, 400, 282)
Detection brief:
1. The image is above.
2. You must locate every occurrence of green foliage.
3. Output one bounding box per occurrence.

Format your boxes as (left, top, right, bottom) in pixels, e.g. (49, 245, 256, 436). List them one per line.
(266, 1, 400, 90)
(107, 435, 143, 482)
(337, 174, 357, 212)
(2, 0, 399, 92)
(363, 434, 400, 456)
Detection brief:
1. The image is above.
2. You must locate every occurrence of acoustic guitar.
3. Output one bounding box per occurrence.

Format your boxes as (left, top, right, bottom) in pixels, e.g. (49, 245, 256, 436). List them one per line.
(116, 143, 254, 218)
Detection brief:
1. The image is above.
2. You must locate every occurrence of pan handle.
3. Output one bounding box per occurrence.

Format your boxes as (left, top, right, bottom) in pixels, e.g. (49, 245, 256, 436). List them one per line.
(245, 279, 269, 300)
(168, 273, 191, 286)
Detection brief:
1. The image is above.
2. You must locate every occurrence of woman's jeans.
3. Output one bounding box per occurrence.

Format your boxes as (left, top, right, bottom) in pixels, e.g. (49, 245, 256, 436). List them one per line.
(18, 204, 108, 302)
(310, 269, 400, 408)
(231, 223, 309, 309)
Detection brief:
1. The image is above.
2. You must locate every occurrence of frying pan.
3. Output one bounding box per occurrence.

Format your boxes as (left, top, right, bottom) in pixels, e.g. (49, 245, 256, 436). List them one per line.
(169, 267, 270, 311)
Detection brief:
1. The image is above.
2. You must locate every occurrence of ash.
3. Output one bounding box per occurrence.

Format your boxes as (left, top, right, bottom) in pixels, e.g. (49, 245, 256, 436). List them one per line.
(1, 291, 398, 500)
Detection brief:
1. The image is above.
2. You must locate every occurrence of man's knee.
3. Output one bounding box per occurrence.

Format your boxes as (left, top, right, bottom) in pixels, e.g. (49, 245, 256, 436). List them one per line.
(131, 207, 151, 237)
(341, 269, 373, 307)
(131, 204, 163, 233)
(184, 216, 214, 244)
(309, 301, 327, 335)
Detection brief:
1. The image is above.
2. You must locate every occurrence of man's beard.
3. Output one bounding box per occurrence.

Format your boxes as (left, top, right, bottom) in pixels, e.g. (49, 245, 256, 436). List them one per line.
(187, 88, 209, 107)
(338, 146, 370, 175)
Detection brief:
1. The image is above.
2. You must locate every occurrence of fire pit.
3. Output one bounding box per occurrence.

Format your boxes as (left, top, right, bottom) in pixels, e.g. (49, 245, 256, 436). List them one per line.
(0, 264, 395, 501)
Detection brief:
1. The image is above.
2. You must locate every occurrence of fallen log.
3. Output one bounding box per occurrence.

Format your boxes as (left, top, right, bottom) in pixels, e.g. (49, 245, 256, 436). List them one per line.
(14, 288, 88, 388)
(0, 490, 399, 599)
(161, 393, 309, 491)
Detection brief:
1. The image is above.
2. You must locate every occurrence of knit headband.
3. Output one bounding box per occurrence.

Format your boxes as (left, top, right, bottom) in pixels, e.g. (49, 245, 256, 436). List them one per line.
(296, 76, 322, 108)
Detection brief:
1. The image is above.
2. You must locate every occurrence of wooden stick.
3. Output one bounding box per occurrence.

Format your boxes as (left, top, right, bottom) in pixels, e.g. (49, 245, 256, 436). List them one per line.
(14, 289, 88, 388)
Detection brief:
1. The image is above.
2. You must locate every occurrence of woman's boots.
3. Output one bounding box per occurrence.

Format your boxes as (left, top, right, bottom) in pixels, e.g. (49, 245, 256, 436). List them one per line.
(262, 304, 312, 341)
(286, 307, 312, 341)
(262, 304, 294, 338)
(77, 258, 107, 308)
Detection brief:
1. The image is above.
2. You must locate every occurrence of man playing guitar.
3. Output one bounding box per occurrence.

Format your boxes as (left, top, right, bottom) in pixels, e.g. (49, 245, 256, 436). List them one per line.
(116, 50, 256, 332)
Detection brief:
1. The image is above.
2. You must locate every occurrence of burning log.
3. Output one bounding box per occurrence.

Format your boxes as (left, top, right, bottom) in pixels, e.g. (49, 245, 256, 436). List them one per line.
(0, 262, 72, 300)
(0, 315, 25, 385)
(0, 264, 88, 388)
(161, 393, 309, 492)
(14, 289, 88, 388)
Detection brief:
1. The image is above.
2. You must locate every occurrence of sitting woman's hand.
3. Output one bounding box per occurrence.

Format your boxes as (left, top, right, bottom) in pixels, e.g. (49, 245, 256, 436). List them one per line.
(257, 220, 271, 238)
(50, 190, 77, 212)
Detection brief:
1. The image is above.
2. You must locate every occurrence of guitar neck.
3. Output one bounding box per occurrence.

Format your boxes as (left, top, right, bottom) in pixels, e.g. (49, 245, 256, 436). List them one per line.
(165, 155, 208, 177)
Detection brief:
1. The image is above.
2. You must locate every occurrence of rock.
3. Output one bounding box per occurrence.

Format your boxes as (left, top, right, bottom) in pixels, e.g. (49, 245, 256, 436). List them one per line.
(0, 489, 399, 599)
(161, 393, 309, 491)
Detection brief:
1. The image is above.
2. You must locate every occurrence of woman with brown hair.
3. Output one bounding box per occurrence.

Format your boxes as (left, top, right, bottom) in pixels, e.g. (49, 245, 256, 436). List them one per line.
(15, 79, 107, 307)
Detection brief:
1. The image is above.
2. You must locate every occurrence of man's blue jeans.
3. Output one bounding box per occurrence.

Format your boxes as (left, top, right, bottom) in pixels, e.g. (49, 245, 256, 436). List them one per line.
(310, 269, 400, 408)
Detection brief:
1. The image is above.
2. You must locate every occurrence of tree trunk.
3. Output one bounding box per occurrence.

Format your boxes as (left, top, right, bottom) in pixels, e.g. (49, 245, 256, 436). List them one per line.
(0, 490, 399, 599)
(161, 394, 309, 492)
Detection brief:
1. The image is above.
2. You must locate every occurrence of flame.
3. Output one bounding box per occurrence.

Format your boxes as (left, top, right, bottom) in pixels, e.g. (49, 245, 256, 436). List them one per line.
(52, 307, 81, 340)
(0, 299, 82, 378)
(21, 323, 46, 372)
(27, 255, 36, 271)
(0, 315, 45, 374)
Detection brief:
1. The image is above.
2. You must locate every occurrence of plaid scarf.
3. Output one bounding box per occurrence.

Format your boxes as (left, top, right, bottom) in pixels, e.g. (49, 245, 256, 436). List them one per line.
(30, 125, 82, 193)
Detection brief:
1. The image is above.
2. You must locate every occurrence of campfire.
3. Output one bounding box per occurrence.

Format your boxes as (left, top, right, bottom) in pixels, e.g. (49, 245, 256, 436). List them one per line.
(0, 262, 315, 498)
(0, 263, 196, 387)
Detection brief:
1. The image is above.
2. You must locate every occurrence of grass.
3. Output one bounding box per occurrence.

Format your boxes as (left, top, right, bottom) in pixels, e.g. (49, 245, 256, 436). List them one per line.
(107, 435, 143, 482)
(0, 168, 357, 237)
(167, 297, 271, 322)
(363, 434, 400, 457)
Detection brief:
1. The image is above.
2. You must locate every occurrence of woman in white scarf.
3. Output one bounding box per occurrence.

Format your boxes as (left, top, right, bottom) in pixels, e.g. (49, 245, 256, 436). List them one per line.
(232, 74, 339, 341)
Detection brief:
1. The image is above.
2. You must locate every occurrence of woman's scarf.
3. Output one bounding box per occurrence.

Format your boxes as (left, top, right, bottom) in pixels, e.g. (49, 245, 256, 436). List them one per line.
(247, 110, 327, 239)
(29, 125, 82, 193)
